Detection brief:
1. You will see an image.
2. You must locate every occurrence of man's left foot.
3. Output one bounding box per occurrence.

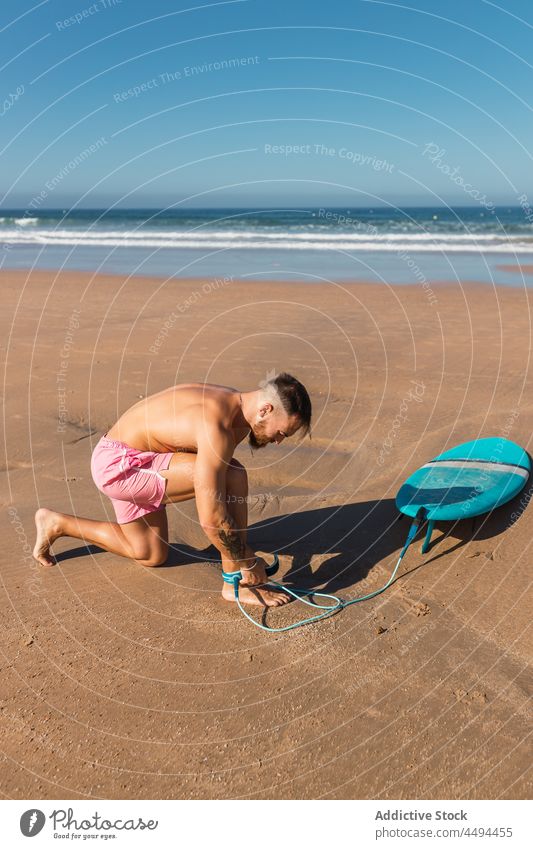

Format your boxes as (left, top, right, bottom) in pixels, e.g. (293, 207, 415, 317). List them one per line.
(221, 582, 292, 606)
(33, 508, 63, 567)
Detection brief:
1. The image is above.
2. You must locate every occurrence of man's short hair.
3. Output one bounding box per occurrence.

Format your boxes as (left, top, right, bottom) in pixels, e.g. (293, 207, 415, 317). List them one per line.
(267, 372, 312, 437)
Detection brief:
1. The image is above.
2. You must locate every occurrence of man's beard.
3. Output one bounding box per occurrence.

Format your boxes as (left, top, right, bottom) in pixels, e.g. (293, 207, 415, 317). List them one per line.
(248, 424, 269, 450)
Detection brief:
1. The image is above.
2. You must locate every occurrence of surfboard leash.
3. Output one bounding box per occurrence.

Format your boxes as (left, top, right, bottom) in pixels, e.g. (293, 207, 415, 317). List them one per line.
(221, 507, 428, 633)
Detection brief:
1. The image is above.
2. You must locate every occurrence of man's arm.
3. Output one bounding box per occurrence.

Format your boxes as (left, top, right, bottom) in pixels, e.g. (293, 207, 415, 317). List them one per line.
(194, 422, 264, 578)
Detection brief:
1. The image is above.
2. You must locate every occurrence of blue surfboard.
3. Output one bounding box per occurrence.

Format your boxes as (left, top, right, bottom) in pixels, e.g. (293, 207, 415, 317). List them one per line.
(396, 437, 530, 553)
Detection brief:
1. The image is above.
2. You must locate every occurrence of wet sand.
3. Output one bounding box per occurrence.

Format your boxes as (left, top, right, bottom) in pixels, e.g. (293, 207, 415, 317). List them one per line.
(496, 264, 533, 275)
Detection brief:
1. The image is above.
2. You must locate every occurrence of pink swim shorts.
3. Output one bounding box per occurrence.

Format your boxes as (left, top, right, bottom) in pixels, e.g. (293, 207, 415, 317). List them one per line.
(90, 434, 174, 524)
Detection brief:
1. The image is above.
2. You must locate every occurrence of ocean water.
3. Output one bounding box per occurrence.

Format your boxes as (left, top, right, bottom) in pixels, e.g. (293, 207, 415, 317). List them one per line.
(1, 206, 532, 285)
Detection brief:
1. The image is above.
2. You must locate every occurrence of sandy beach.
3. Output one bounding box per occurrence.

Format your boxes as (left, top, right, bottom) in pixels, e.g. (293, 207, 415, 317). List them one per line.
(1, 268, 531, 800)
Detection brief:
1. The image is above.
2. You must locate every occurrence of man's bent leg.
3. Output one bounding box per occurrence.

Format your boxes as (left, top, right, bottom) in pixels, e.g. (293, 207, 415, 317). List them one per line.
(221, 458, 250, 570)
(223, 461, 291, 608)
(225, 458, 248, 541)
(159, 452, 196, 502)
(161, 453, 250, 564)
(33, 507, 169, 568)
(160, 453, 290, 606)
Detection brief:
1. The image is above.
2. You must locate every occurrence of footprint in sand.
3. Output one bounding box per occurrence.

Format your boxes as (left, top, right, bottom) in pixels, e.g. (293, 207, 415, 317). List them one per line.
(468, 550, 495, 561)
(453, 688, 488, 705)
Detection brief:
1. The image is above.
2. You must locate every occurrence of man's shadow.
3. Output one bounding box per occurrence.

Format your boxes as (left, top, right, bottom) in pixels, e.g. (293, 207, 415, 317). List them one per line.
(237, 490, 530, 594)
(54, 499, 404, 592)
(54, 540, 206, 567)
(56, 491, 529, 594)
(247, 498, 406, 595)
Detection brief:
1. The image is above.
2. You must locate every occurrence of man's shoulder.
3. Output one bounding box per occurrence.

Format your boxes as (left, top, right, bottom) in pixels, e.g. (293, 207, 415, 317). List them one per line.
(187, 397, 235, 440)
(194, 385, 237, 425)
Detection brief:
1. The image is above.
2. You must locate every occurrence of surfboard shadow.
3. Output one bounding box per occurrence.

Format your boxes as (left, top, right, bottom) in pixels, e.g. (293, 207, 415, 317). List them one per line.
(246, 484, 531, 593)
(396, 485, 532, 569)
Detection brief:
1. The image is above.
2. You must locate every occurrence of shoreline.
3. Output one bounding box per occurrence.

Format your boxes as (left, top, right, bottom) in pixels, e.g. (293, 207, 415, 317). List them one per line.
(496, 264, 533, 275)
(3, 266, 532, 288)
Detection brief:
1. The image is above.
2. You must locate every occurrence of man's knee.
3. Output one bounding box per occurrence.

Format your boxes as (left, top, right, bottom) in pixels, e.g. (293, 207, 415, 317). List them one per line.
(137, 556, 167, 568)
(133, 541, 169, 567)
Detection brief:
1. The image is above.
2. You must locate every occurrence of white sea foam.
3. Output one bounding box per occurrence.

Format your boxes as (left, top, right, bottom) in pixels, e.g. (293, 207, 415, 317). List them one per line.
(1, 226, 533, 253)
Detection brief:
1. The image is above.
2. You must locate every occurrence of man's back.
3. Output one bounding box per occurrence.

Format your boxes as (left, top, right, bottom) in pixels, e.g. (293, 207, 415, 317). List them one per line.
(106, 382, 244, 453)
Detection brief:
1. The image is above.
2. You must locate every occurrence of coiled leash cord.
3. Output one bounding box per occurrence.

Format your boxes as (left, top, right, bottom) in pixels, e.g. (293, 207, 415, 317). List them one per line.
(221, 508, 427, 633)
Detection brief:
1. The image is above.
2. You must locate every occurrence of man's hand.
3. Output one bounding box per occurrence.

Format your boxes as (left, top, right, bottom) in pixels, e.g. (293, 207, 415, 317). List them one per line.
(239, 555, 270, 586)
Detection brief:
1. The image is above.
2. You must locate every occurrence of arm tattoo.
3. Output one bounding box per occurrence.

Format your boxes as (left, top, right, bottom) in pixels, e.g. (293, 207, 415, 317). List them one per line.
(218, 514, 245, 560)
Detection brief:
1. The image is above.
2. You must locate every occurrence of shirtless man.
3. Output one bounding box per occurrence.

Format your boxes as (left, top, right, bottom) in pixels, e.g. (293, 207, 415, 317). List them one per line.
(33, 372, 312, 607)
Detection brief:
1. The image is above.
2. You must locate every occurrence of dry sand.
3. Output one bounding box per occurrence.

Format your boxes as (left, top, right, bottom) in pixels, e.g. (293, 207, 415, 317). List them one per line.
(1, 269, 531, 800)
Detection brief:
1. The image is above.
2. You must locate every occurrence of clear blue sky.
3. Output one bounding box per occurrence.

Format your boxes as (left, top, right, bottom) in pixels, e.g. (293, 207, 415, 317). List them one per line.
(1, 0, 532, 208)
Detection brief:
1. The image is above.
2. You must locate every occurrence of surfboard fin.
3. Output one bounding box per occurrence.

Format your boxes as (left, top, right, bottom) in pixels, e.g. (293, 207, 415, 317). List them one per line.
(421, 519, 435, 554)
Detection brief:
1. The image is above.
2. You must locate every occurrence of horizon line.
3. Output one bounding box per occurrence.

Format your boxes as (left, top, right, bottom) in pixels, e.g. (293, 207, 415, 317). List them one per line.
(0, 203, 526, 212)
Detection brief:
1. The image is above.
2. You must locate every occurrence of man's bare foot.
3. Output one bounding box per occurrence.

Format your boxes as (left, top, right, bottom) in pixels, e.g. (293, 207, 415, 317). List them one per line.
(33, 508, 63, 567)
(221, 582, 292, 607)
